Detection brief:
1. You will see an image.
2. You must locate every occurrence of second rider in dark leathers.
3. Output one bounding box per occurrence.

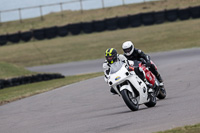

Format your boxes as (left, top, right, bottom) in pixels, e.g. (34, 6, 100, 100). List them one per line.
(122, 41, 164, 86)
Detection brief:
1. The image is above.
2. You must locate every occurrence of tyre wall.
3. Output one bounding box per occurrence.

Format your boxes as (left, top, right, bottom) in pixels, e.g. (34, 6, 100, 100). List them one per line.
(57, 25, 69, 37)
(1, 6, 200, 45)
(189, 6, 200, 18)
(105, 17, 118, 30)
(0, 34, 8, 46)
(141, 12, 155, 25)
(154, 11, 165, 24)
(33, 29, 46, 40)
(69, 23, 82, 35)
(0, 73, 65, 89)
(165, 9, 178, 22)
(81, 22, 94, 33)
(20, 31, 32, 42)
(8, 32, 21, 43)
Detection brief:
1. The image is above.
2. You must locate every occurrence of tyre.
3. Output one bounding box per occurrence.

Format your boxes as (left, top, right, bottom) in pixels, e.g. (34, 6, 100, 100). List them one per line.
(121, 89, 139, 111)
(157, 87, 166, 99)
(145, 92, 156, 107)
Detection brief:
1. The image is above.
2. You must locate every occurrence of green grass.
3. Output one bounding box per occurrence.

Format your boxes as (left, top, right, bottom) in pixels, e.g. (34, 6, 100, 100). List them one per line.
(156, 123, 200, 133)
(0, 62, 36, 79)
(0, 0, 200, 34)
(1, 18, 200, 67)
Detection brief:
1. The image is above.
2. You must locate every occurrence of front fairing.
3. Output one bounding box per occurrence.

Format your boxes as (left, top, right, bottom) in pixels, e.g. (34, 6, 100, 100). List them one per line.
(108, 64, 130, 87)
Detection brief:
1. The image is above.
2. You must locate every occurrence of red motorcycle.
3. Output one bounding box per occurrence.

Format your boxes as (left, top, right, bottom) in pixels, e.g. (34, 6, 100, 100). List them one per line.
(131, 60, 166, 99)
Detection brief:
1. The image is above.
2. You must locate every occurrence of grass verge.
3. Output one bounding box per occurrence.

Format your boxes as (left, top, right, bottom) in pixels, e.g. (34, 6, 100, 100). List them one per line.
(0, 0, 199, 34)
(1, 18, 200, 67)
(156, 123, 200, 133)
(0, 62, 37, 79)
(0, 72, 103, 105)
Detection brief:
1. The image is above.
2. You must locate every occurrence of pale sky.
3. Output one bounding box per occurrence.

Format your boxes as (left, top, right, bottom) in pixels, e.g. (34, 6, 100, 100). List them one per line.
(0, 0, 150, 22)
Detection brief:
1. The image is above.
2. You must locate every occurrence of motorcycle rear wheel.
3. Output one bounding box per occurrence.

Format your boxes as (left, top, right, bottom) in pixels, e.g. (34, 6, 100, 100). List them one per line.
(121, 89, 139, 111)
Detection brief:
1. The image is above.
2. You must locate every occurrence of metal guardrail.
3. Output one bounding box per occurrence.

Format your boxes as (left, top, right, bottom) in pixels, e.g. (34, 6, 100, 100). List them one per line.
(0, 0, 148, 23)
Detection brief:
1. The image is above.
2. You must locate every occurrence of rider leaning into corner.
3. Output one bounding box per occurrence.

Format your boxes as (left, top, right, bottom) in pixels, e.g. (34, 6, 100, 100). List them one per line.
(122, 41, 164, 86)
(103, 48, 154, 94)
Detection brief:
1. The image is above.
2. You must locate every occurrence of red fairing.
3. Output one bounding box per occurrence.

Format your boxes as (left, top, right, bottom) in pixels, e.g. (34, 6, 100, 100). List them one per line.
(139, 63, 156, 86)
(145, 71, 155, 86)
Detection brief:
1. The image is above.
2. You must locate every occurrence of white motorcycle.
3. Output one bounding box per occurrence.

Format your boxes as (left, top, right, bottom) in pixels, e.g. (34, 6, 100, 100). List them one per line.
(106, 63, 156, 111)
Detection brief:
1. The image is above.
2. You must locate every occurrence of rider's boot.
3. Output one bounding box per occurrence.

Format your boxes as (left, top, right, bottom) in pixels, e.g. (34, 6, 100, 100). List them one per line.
(151, 67, 164, 87)
(149, 64, 164, 87)
(156, 73, 164, 87)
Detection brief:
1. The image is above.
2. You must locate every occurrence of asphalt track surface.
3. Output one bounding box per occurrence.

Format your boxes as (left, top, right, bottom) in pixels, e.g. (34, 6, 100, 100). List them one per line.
(1, 48, 200, 133)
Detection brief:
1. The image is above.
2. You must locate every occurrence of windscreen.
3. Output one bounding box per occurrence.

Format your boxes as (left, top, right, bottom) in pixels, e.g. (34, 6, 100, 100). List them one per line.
(110, 61, 124, 74)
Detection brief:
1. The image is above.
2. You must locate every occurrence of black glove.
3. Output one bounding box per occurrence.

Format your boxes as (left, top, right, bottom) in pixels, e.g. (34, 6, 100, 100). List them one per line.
(128, 66, 134, 71)
(146, 60, 151, 67)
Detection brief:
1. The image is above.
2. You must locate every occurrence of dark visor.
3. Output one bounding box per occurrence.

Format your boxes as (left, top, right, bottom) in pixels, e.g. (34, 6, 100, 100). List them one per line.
(107, 56, 113, 61)
(123, 45, 132, 53)
(124, 48, 131, 53)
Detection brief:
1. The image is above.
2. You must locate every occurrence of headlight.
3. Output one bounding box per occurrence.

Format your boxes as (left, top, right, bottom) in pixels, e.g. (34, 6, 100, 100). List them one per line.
(125, 72, 129, 76)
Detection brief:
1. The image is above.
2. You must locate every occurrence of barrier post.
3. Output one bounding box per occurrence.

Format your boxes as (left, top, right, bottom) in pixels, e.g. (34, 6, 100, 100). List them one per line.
(101, 0, 105, 9)
(80, 0, 83, 13)
(60, 3, 64, 18)
(0, 11, 1, 24)
(39, 6, 44, 21)
(18, 8, 22, 23)
(122, 0, 125, 5)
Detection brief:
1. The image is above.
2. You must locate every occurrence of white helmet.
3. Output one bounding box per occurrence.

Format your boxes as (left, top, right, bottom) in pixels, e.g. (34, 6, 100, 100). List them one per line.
(122, 41, 134, 56)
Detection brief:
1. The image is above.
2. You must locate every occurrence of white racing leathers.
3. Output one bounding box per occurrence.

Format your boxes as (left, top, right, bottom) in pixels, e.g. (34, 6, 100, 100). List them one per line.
(103, 54, 128, 83)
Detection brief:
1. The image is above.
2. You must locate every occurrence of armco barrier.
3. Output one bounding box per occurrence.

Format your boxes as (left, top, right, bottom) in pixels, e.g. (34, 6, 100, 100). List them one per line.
(165, 9, 178, 22)
(0, 34, 8, 46)
(117, 16, 129, 29)
(57, 25, 68, 37)
(189, 6, 200, 18)
(33, 29, 45, 40)
(8, 32, 20, 43)
(93, 20, 106, 32)
(44, 26, 58, 39)
(154, 11, 165, 24)
(20, 31, 32, 42)
(178, 8, 191, 20)
(105, 17, 118, 30)
(0, 73, 65, 90)
(81, 22, 94, 33)
(141, 12, 155, 25)
(69, 23, 82, 35)
(128, 14, 142, 27)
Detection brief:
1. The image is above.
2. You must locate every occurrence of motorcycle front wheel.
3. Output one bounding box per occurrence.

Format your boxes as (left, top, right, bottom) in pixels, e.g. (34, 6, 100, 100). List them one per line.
(145, 92, 156, 107)
(121, 89, 139, 111)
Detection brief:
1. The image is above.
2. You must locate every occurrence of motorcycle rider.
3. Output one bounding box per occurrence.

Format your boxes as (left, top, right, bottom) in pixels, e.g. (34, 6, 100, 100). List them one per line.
(103, 48, 153, 94)
(122, 41, 164, 86)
